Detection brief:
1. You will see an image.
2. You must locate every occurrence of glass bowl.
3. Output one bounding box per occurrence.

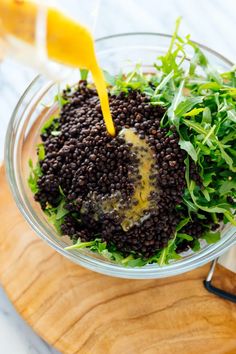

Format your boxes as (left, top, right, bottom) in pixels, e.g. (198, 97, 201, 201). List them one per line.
(5, 33, 236, 279)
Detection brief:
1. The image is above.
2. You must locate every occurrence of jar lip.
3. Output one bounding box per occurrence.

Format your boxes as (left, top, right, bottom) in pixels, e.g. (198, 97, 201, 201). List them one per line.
(4, 32, 236, 279)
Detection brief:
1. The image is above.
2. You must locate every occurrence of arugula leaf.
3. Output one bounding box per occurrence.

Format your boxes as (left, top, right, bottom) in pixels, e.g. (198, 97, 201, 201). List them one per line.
(157, 232, 182, 266)
(189, 180, 231, 213)
(174, 97, 203, 117)
(176, 217, 190, 231)
(103, 70, 116, 86)
(183, 107, 205, 117)
(123, 257, 146, 267)
(37, 143, 45, 161)
(80, 69, 89, 81)
(192, 239, 201, 252)
(219, 179, 236, 195)
(177, 233, 193, 241)
(179, 139, 197, 162)
(183, 119, 209, 136)
(51, 131, 61, 136)
(227, 110, 236, 123)
(207, 66, 223, 85)
(41, 115, 59, 134)
(65, 239, 99, 250)
(223, 211, 236, 226)
(202, 231, 221, 244)
(199, 82, 221, 93)
(189, 45, 208, 76)
(54, 94, 68, 108)
(218, 142, 236, 172)
(167, 79, 185, 127)
(59, 185, 66, 197)
(56, 199, 70, 220)
(154, 70, 174, 94)
(28, 159, 42, 194)
(202, 107, 212, 124)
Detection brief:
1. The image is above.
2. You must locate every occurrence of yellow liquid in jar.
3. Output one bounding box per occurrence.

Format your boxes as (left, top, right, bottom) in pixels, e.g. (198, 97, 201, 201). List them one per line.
(0, 0, 116, 136)
(0, 0, 37, 43)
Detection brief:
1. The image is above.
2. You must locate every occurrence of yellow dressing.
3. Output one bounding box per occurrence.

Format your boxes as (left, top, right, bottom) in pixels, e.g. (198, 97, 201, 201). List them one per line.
(0, 0, 115, 136)
(119, 129, 157, 230)
(90, 65, 116, 137)
(0, 0, 37, 43)
(101, 129, 157, 231)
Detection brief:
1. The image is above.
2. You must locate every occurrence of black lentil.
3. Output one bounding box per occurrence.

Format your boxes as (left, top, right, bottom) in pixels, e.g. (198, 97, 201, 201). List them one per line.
(34, 81, 205, 258)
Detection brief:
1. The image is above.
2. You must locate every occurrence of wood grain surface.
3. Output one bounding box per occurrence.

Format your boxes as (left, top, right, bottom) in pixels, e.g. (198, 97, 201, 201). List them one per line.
(0, 166, 236, 354)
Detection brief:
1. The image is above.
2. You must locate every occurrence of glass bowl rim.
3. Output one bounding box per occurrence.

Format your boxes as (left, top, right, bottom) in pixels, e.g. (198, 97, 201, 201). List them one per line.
(4, 32, 236, 279)
(96, 32, 234, 66)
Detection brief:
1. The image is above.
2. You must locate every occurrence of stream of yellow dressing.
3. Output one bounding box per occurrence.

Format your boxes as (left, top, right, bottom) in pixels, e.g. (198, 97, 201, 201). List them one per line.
(46, 7, 115, 136)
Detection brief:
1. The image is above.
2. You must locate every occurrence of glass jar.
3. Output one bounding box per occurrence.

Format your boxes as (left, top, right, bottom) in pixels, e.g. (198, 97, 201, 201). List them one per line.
(0, 0, 100, 79)
(5, 33, 236, 279)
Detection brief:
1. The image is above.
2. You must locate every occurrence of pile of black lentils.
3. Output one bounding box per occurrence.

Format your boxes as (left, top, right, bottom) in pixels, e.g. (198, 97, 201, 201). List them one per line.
(34, 81, 211, 258)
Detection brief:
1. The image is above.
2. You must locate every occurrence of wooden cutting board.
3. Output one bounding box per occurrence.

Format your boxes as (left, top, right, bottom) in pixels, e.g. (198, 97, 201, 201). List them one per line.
(0, 165, 236, 354)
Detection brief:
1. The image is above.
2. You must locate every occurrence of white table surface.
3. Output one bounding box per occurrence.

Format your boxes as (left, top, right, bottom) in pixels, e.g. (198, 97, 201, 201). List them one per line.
(0, 0, 236, 353)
